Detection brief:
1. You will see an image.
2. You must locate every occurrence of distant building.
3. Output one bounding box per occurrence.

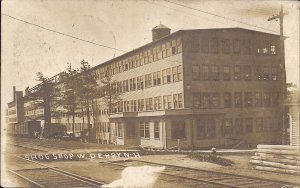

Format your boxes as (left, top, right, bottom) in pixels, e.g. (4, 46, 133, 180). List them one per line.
(6, 86, 24, 134)
(285, 90, 300, 147)
(7, 24, 286, 149)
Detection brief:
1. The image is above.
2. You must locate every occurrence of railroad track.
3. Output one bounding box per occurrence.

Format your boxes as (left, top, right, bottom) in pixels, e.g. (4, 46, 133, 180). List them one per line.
(6, 156, 106, 188)
(100, 160, 299, 188)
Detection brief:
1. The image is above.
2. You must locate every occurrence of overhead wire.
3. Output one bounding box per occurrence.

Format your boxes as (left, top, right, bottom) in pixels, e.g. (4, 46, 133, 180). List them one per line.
(2, 13, 127, 52)
(163, 0, 278, 34)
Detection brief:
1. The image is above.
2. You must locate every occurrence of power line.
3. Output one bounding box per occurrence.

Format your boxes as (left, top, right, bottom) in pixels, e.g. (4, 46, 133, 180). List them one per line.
(2, 14, 127, 52)
(163, 0, 278, 33)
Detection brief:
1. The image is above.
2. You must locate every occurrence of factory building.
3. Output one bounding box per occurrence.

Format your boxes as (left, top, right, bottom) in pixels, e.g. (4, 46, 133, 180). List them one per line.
(7, 24, 285, 149)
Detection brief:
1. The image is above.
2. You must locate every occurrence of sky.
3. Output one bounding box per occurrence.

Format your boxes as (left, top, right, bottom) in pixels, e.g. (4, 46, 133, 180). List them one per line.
(1, 0, 299, 124)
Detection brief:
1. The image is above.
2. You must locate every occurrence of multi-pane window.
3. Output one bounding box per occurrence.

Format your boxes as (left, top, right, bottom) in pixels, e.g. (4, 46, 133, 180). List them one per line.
(172, 120, 186, 139)
(196, 120, 206, 139)
(200, 38, 209, 53)
(140, 122, 149, 138)
(154, 97, 162, 110)
(234, 66, 242, 80)
(162, 69, 167, 84)
(193, 93, 201, 108)
(153, 71, 161, 86)
(145, 98, 153, 111)
(196, 119, 216, 139)
(145, 74, 152, 88)
(118, 102, 123, 112)
(129, 78, 136, 91)
(235, 118, 243, 135)
(262, 40, 269, 54)
(242, 40, 251, 54)
(270, 43, 276, 55)
(210, 38, 218, 53)
(244, 92, 252, 107)
(262, 67, 269, 80)
(122, 80, 129, 92)
(244, 118, 253, 133)
(166, 68, 172, 83)
(192, 65, 200, 80)
(223, 66, 231, 81)
(222, 39, 230, 54)
(234, 92, 242, 108)
(255, 92, 262, 107)
(263, 92, 271, 107)
(191, 37, 200, 52)
(138, 99, 145, 111)
(163, 95, 172, 109)
(157, 96, 162, 110)
(203, 93, 211, 108)
(172, 65, 182, 82)
(223, 119, 233, 136)
(254, 66, 262, 80)
(271, 67, 277, 81)
(244, 65, 252, 80)
(224, 92, 232, 108)
(137, 76, 144, 90)
(201, 65, 210, 80)
(272, 92, 279, 106)
(233, 39, 241, 54)
(211, 65, 219, 81)
(117, 122, 123, 138)
(256, 118, 263, 132)
(145, 122, 150, 138)
(211, 93, 220, 107)
(154, 122, 160, 139)
(173, 93, 183, 109)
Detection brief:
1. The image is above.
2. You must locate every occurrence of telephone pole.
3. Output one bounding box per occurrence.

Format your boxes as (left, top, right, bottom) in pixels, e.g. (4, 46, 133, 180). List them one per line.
(268, 5, 288, 144)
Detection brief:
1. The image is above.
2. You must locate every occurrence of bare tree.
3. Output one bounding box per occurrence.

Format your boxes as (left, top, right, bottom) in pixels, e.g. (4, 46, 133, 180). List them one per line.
(100, 74, 122, 115)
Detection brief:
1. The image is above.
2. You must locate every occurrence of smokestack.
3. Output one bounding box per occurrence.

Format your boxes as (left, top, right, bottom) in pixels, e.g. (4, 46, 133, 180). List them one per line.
(13, 86, 16, 101)
(152, 23, 171, 42)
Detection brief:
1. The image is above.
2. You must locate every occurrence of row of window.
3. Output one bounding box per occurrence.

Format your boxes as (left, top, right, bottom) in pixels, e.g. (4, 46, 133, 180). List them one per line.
(192, 92, 279, 109)
(191, 37, 277, 55)
(93, 38, 182, 79)
(223, 117, 280, 136)
(112, 93, 183, 113)
(113, 116, 280, 140)
(97, 65, 182, 97)
(172, 117, 280, 140)
(192, 65, 278, 81)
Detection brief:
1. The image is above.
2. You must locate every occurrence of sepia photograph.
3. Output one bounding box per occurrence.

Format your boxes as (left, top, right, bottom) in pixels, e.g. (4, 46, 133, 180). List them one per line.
(1, 0, 300, 187)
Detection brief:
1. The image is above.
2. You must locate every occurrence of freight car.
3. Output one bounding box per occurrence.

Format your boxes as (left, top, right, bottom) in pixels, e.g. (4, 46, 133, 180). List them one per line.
(43, 123, 67, 139)
(7, 121, 41, 138)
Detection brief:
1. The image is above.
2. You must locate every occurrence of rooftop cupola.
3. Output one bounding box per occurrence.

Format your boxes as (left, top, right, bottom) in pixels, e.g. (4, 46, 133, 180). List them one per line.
(152, 23, 171, 42)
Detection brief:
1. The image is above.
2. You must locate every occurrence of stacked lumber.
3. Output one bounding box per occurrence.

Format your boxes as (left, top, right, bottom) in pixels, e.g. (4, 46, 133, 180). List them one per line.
(250, 145, 300, 175)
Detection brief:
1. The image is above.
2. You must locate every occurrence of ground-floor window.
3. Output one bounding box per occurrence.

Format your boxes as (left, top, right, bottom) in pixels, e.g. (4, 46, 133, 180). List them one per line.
(223, 118, 233, 136)
(196, 119, 216, 139)
(244, 118, 253, 133)
(154, 121, 160, 139)
(116, 122, 123, 138)
(235, 118, 243, 135)
(172, 120, 186, 139)
(140, 121, 150, 139)
(256, 118, 263, 132)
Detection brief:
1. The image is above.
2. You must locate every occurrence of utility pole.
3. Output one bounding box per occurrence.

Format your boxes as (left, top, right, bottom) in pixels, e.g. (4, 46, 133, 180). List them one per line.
(268, 5, 288, 144)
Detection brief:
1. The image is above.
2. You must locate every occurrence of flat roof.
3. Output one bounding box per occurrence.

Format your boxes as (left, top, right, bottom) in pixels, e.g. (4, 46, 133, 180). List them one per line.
(90, 27, 279, 72)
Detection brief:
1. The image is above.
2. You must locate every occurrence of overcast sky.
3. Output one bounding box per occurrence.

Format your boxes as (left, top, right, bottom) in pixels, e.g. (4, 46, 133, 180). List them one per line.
(1, 0, 299, 122)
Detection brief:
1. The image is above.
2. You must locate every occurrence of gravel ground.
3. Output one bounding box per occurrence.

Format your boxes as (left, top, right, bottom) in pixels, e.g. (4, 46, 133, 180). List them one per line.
(136, 154, 300, 185)
(5, 137, 300, 187)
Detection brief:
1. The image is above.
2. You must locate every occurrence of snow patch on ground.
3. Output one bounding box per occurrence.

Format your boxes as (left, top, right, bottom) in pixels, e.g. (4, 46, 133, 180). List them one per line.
(102, 165, 165, 188)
